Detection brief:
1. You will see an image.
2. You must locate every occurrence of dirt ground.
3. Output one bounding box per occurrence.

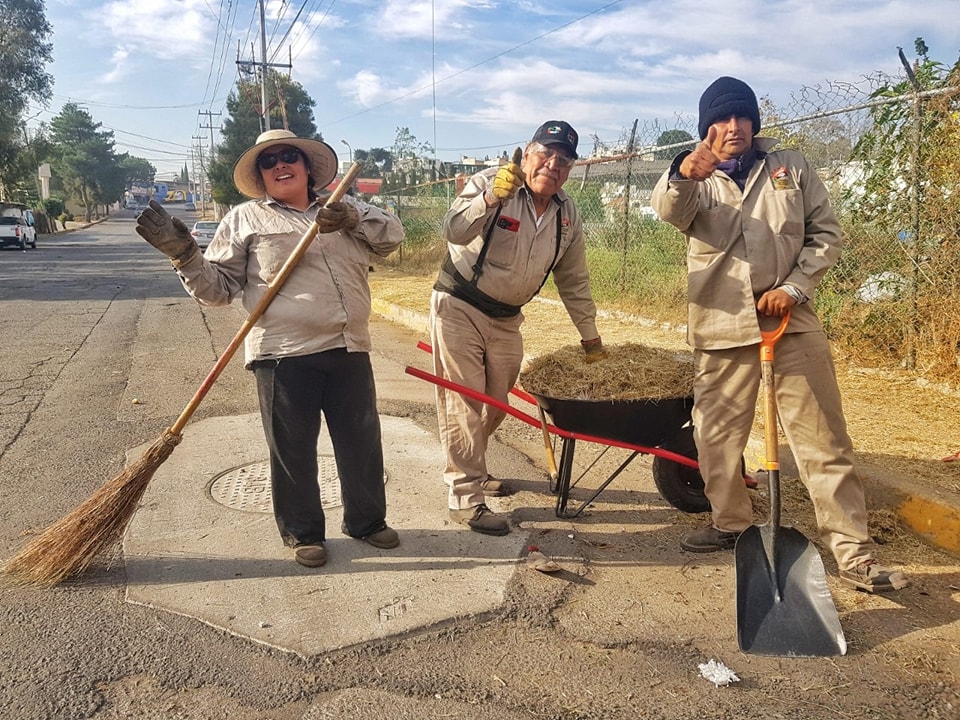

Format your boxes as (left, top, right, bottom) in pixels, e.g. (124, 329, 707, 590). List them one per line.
(361, 270, 960, 720)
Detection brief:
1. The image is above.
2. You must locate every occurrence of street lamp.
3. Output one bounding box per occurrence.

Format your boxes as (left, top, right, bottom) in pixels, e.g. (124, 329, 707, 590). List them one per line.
(340, 139, 355, 193)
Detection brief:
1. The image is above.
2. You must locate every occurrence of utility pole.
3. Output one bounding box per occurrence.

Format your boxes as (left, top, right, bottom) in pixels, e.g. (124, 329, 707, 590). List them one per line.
(198, 109, 221, 214)
(235, 0, 292, 133)
(192, 135, 208, 216)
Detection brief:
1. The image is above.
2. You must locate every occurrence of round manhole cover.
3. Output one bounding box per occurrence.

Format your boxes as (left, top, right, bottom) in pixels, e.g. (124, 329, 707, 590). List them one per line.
(207, 455, 387, 514)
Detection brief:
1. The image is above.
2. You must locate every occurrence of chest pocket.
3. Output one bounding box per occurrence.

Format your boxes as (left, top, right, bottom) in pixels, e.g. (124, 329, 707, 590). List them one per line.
(254, 232, 299, 279)
(248, 212, 311, 279)
(759, 188, 804, 236)
(473, 203, 563, 296)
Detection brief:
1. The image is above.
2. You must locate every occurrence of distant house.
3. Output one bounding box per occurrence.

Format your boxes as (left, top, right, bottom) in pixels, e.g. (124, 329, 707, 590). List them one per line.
(325, 177, 384, 196)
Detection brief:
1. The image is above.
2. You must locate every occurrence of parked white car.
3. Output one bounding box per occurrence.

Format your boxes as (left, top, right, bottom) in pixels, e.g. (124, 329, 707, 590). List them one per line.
(191, 220, 220, 249)
(0, 215, 37, 250)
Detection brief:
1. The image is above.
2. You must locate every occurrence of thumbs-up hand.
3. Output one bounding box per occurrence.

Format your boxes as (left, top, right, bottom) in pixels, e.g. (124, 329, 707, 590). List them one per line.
(490, 146, 524, 202)
(679, 125, 722, 181)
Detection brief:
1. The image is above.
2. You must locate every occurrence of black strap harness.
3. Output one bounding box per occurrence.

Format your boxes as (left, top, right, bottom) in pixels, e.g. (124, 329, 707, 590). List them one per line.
(434, 196, 563, 319)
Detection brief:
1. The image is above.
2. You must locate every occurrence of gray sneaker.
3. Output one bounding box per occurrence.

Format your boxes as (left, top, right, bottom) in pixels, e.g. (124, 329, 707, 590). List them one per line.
(839, 560, 909, 593)
(449, 503, 510, 536)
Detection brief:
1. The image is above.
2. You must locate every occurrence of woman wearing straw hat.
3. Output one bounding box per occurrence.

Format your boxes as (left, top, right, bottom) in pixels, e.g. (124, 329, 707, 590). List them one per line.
(136, 129, 404, 568)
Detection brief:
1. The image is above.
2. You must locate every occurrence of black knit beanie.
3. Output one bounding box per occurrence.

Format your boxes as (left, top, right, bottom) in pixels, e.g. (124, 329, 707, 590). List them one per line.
(697, 76, 761, 139)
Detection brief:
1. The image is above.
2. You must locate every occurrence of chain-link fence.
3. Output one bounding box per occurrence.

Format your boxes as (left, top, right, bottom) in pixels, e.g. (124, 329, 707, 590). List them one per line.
(378, 73, 960, 384)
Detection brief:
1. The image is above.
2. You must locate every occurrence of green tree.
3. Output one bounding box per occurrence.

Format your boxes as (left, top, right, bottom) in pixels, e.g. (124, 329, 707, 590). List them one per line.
(653, 129, 694, 160)
(353, 147, 392, 177)
(843, 39, 960, 375)
(49, 103, 121, 221)
(848, 39, 960, 226)
(119, 155, 157, 187)
(207, 72, 321, 207)
(0, 0, 53, 200)
(388, 127, 433, 188)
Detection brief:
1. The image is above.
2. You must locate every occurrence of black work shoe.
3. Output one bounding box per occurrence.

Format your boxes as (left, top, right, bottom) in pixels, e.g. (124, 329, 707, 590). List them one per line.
(480, 475, 514, 497)
(294, 543, 327, 567)
(680, 526, 741, 553)
(839, 559, 909, 593)
(360, 526, 400, 549)
(449, 503, 510, 536)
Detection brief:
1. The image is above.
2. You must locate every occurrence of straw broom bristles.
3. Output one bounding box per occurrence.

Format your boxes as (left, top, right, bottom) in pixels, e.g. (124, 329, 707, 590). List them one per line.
(2, 430, 182, 586)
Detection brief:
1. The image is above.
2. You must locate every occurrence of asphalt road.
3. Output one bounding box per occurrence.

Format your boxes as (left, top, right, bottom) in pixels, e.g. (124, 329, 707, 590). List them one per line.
(0, 214, 957, 720)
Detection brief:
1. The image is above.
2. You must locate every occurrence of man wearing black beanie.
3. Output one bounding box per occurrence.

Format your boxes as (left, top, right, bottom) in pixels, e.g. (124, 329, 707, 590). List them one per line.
(697, 76, 761, 140)
(651, 77, 907, 593)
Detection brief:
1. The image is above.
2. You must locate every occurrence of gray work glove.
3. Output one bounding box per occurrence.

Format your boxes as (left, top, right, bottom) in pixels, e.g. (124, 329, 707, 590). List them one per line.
(136, 200, 199, 264)
(581, 337, 606, 363)
(315, 201, 359, 234)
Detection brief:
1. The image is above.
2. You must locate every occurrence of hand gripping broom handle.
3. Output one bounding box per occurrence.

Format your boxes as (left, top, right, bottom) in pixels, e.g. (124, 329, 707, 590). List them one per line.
(167, 162, 363, 436)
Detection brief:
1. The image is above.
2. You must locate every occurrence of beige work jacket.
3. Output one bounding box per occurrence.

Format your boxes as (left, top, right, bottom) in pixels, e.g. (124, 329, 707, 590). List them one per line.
(174, 194, 403, 365)
(441, 168, 599, 341)
(651, 137, 841, 350)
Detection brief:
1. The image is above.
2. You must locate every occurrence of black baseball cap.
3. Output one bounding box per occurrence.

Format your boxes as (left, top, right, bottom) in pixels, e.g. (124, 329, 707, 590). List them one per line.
(531, 120, 579, 159)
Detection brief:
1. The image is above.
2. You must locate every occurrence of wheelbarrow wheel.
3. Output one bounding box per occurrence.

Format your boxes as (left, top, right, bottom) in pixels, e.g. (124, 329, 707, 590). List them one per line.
(652, 425, 747, 513)
(652, 425, 710, 514)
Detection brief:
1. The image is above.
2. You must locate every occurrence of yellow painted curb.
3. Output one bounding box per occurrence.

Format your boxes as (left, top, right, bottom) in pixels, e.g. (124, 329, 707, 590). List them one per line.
(898, 495, 960, 556)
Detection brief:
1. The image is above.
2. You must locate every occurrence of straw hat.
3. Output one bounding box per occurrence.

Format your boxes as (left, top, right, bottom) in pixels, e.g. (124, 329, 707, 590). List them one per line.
(233, 129, 339, 199)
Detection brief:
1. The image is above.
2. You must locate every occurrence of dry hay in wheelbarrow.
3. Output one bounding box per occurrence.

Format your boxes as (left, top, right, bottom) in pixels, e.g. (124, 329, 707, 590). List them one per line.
(519, 343, 694, 401)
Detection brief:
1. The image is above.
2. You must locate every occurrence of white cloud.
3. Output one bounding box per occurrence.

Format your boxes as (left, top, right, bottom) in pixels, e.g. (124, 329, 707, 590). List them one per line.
(40, 0, 960, 173)
(368, 0, 494, 39)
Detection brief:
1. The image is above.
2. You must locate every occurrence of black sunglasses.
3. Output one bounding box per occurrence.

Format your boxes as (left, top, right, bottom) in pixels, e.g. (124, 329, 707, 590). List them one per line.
(258, 148, 303, 170)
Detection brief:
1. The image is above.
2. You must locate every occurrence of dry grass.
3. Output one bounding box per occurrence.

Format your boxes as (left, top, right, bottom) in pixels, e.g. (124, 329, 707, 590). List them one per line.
(518, 343, 694, 401)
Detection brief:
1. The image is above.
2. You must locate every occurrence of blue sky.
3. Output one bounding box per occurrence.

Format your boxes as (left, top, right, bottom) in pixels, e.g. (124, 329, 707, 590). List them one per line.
(27, 0, 960, 179)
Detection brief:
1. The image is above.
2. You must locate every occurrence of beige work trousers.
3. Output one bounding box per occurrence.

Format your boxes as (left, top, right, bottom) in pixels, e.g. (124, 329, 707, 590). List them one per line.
(692, 330, 874, 571)
(430, 290, 525, 510)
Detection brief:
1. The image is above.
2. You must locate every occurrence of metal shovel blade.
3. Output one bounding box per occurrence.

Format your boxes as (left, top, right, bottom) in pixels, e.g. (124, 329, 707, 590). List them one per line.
(735, 524, 847, 656)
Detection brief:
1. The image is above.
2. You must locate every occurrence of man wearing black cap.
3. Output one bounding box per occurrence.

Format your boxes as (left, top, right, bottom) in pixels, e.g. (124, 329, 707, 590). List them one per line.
(431, 120, 602, 536)
(651, 77, 907, 593)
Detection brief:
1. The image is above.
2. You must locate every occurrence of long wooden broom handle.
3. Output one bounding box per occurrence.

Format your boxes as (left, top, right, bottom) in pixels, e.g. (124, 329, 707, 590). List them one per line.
(168, 162, 363, 435)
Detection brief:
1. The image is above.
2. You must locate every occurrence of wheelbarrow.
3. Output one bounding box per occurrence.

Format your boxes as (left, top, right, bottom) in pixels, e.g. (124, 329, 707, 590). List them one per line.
(407, 352, 753, 518)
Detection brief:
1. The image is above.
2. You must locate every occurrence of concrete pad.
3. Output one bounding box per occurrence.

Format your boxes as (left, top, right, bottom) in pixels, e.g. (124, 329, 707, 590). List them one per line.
(124, 413, 527, 659)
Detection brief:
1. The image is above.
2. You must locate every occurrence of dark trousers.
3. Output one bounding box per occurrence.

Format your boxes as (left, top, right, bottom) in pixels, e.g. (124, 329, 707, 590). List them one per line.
(252, 349, 387, 547)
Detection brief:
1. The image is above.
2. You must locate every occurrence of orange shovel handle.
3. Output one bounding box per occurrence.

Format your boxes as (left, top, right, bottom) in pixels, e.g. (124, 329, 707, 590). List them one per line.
(760, 311, 790, 471)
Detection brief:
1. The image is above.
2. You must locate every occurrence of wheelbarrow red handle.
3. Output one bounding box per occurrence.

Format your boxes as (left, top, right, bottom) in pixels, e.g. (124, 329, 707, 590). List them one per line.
(404, 365, 702, 470)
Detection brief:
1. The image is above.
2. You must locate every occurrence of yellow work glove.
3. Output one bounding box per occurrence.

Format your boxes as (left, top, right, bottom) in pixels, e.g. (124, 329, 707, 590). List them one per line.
(490, 147, 524, 202)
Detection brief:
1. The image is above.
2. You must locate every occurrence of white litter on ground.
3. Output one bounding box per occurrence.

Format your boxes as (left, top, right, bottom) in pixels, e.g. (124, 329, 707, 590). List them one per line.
(698, 659, 740, 687)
